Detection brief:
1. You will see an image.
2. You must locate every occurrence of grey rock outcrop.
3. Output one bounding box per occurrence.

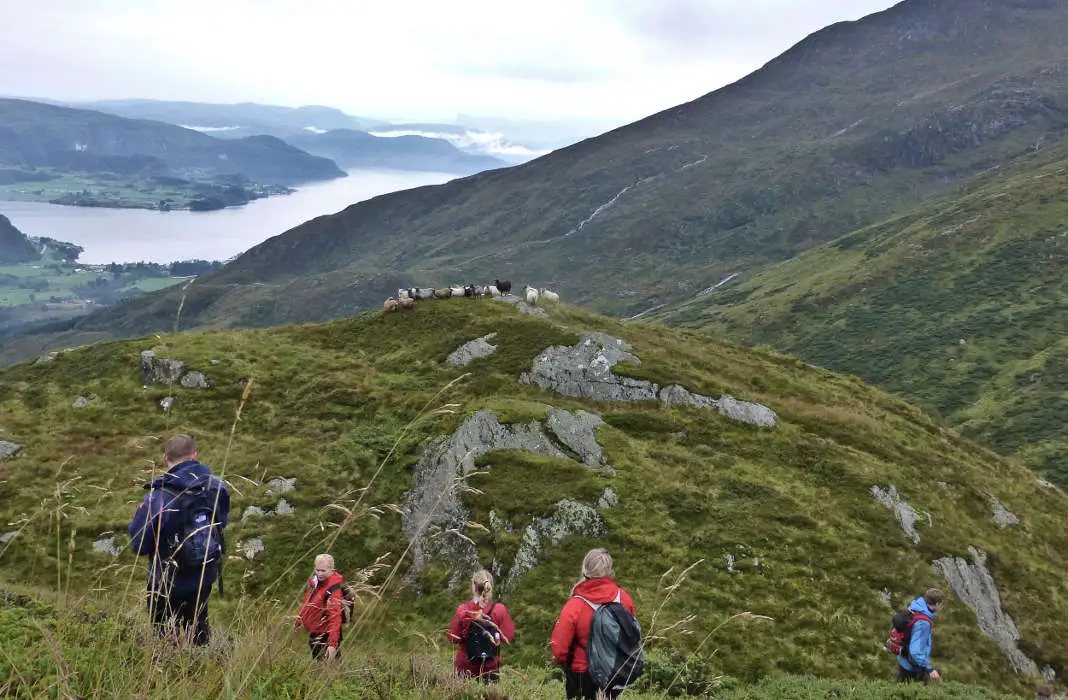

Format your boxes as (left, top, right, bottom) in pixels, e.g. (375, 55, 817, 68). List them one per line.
(0, 531, 17, 544)
(402, 409, 569, 580)
(180, 371, 210, 389)
(870, 485, 922, 543)
(1036, 478, 1058, 490)
(92, 537, 120, 557)
(0, 440, 21, 460)
(140, 350, 184, 385)
(879, 588, 893, 607)
(598, 487, 619, 509)
(494, 295, 548, 318)
(35, 351, 59, 365)
(72, 396, 90, 409)
(546, 408, 608, 468)
(160, 397, 175, 413)
(240, 538, 265, 561)
(934, 547, 1038, 675)
(521, 333, 776, 427)
(446, 333, 499, 367)
(266, 477, 296, 496)
(241, 505, 265, 524)
(273, 499, 295, 516)
(505, 500, 606, 591)
(990, 498, 1019, 528)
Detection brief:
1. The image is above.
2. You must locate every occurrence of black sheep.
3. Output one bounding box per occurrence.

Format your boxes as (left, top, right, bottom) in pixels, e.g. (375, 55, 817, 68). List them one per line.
(495, 279, 512, 294)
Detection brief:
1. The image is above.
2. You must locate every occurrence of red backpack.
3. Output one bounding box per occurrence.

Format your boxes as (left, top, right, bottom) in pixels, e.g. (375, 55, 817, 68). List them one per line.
(885, 609, 931, 659)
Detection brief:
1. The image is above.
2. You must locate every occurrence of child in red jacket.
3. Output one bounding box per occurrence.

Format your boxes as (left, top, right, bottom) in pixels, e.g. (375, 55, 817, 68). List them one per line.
(297, 553, 345, 660)
(550, 548, 637, 700)
(447, 569, 516, 682)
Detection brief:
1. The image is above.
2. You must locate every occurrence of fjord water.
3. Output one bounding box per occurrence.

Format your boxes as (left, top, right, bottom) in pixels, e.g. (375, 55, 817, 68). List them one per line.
(0, 169, 456, 264)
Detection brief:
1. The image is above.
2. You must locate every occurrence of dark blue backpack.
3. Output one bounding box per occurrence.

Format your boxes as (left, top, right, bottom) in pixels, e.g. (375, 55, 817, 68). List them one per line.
(160, 482, 225, 572)
(576, 592, 644, 692)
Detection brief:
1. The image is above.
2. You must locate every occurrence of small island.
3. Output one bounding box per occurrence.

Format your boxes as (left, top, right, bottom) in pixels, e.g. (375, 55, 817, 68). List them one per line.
(1, 169, 295, 211)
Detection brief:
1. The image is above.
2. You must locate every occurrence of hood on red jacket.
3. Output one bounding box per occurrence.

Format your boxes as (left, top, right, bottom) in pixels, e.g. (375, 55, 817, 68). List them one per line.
(572, 576, 622, 604)
(307, 571, 344, 591)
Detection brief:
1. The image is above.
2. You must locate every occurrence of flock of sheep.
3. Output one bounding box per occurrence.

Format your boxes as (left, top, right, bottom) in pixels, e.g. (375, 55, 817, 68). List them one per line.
(382, 278, 560, 312)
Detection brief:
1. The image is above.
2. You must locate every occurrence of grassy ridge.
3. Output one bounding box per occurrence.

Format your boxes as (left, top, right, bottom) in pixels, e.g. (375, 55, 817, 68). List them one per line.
(653, 140, 1068, 484)
(0, 300, 1065, 696)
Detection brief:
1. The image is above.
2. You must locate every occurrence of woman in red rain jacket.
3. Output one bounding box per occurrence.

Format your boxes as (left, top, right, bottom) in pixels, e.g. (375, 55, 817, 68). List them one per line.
(297, 553, 345, 660)
(447, 569, 516, 682)
(550, 548, 637, 700)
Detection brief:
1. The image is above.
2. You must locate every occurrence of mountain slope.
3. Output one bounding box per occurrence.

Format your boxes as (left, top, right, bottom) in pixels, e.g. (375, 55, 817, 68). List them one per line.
(48, 0, 1068, 339)
(0, 300, 1065, 695)
(285, 129, 508, 174)
(653, 138, 1068, 485)
(0, 213, 39, 264)
(0, 99, 344, 185)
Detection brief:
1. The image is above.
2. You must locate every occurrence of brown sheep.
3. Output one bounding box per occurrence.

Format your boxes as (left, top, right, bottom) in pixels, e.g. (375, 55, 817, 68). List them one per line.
(434, 287, 453, 299)
(398, 296, 415, 309)
(383, 298, 400, 312)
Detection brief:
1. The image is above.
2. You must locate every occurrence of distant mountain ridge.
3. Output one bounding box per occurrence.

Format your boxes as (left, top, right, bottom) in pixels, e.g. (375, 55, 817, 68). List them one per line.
(68, 99, 521, 173)
(285, 128, 509, 174)
(0, 98, 344, 185)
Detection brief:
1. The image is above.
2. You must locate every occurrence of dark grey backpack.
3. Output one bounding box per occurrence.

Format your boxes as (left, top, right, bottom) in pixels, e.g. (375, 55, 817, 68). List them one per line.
(576, 592, 644, 691)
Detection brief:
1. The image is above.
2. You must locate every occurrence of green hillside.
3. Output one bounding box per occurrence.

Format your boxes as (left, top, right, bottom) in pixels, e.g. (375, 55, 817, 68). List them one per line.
(38, 0, 1068, 339)
(653, 139, 1068, 486)
(0, 299, 1065, 696)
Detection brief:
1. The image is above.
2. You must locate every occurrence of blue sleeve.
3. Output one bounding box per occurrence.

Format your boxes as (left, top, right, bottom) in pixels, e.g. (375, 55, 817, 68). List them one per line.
(908, 620, 933, 670)
(128, 491, 159, 556)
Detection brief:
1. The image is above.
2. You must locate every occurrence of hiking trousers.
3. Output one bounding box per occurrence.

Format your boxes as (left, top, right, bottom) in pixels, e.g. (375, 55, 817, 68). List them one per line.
(895, 665, 933, 684)
(565, 669, 620, 699)
(150, 591, 210, 646)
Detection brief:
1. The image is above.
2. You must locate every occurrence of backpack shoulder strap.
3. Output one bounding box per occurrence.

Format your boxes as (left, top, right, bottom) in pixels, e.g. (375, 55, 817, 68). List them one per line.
(908, 612, 932, 629)
(485, 602, 496, 617)
(573, 594, 600, 612)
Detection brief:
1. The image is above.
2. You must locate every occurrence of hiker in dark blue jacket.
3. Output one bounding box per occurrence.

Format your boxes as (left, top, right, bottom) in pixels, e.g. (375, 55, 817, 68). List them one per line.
(129, 434, 230, 646)
(896, 588, 945, 683)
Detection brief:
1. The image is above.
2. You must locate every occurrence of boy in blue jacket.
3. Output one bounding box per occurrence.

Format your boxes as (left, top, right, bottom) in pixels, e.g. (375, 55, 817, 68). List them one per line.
(129, 434, 230, 646)
(896, 588, 945, 683)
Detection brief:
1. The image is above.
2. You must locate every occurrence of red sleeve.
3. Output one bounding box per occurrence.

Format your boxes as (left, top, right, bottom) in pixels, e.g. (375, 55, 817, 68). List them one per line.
(550, 599, 579, 666)
(621, 589, 636, 616)
(325, 589, 343, 648)
(494, 604, 516, 644)
(447, 604, 467, 644)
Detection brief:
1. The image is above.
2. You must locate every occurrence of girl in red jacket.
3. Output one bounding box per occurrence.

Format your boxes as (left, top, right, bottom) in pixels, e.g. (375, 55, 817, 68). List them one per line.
(447, 569, 516, 682)
(550, 548, 637, 700)
(297, 553, 345, 660)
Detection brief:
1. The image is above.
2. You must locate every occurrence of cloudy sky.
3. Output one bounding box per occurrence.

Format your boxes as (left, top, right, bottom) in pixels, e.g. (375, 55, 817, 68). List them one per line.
(1, 0, 898, 129)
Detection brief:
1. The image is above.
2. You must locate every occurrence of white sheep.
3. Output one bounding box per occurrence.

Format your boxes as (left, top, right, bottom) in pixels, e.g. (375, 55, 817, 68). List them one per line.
(449, 285, 465, 297)
(525, 286, 539, 305)
(383, 298, 399, 312)
(397, 288, 411, 300)
(541, 288, 560, 302)
(399, 296, 414, 309)
(488, 284, 501, 297)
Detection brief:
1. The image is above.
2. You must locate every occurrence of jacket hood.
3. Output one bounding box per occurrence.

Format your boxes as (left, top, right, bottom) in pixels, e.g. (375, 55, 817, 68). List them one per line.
(573, 576, 622, 604)
(309, 571, 344, 590)
(147, 460, 215, 491)
(909, 596, 936, 618)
